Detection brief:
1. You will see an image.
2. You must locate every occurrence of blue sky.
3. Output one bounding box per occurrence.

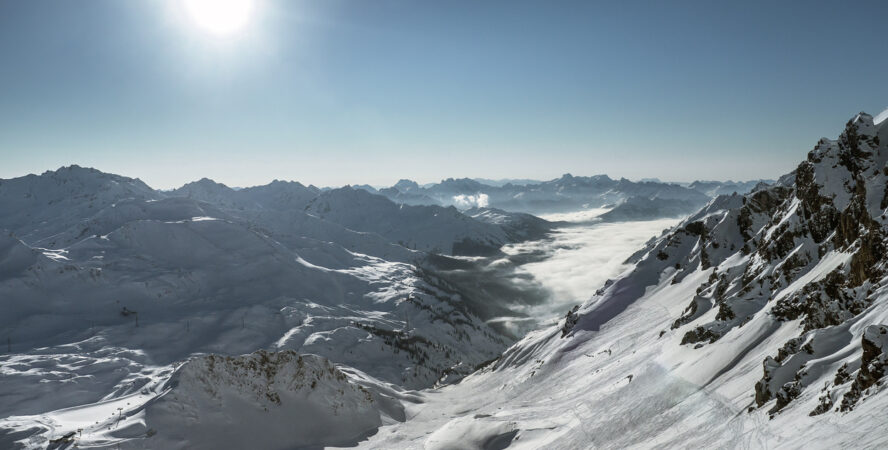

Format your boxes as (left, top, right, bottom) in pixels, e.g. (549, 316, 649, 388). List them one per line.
(1, 0, 886, 189)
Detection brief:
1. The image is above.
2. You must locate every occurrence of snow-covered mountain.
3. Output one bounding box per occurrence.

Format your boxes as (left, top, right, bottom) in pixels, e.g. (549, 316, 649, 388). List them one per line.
(170, 178, 320, 213)
(304, 187, 511, 256)
(688, 179, 772, 198)
(0, 165, 159, 247)
(363, 173, 766, 218)
(0, 166, 564, 447)
(596, 196, 702, 222)
(142, 351, 395, 449)
(464, 207, 557, 241)
(359, 111, 888, 448)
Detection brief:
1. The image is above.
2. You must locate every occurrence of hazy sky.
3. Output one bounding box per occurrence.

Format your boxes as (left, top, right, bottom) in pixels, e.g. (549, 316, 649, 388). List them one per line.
(1, 0, 887, 189)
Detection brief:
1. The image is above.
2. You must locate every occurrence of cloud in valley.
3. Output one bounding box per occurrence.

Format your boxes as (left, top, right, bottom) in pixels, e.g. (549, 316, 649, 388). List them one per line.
(501, 216, 679, 325)
(451, 193, 489, 209)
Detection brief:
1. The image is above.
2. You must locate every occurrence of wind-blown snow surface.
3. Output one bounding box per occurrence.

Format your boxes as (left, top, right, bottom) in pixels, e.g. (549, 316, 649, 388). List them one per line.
(874, 106, 888, 125)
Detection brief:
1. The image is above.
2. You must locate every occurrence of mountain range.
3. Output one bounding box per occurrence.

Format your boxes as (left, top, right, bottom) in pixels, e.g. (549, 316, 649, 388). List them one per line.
(3, 111, 888, 448)
(359, 174, 769, 219)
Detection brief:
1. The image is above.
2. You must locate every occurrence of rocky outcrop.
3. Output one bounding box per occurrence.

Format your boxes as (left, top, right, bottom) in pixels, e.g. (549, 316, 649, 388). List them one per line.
(839, 325, 888, 411)
(143, 350, 387, 449)
(561, 305, 580, 338)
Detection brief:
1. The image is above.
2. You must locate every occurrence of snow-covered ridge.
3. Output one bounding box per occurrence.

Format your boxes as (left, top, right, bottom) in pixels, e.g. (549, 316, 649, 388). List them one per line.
(874, 106, 888, 125)
(304, 187, 512, 256)
(362, 172, 769, 216)
(143, 351, 392, 449)
(1, 350, 407, 449)
(566, 112, 888, 418)
(362, 112, 888, 448)
(0, 165, 553, 260)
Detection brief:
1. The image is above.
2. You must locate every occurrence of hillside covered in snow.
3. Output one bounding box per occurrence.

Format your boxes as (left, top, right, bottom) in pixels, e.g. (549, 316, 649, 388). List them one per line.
(0, 166, 565, 448)
(360, 111, 888, 448)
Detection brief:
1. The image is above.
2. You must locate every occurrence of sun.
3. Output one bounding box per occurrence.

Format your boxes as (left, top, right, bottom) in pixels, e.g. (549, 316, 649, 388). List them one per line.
(184, 0, 254, 35)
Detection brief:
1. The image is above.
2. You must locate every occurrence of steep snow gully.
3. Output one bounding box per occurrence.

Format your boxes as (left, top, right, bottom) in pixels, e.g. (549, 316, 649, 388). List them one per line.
(3, 111, 888, 448)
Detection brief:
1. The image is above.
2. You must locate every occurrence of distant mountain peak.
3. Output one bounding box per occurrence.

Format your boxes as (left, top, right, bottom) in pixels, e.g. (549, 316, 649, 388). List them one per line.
(394, 179, 420, 192)
(50, 164, 89, 173)
(198, 177, 224, 185)
(42, 165, 131, 182)
(178, 177, 231, 191)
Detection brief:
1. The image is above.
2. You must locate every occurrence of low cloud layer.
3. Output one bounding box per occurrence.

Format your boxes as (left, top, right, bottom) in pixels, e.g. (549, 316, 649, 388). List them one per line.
(501, 216, 680, 325)
(452, 193, 489, 209)
(424, 212, 681, 336)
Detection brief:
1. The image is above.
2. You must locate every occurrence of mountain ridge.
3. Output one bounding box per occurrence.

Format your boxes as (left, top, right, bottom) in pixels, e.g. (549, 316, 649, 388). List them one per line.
(374, 111, 888, 447)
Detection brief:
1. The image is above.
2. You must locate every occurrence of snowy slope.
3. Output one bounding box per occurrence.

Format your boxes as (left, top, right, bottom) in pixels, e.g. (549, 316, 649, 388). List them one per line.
(170, 179, 534, 259)
(597, 195, 702, 222)
(464, 207, 557, 241)
(1, 351, 411, 449)
(0, 166, 158, 247)
(142, 351, 386, 449)
(363, 111, 888, 448)
(0, 216, 512, 396)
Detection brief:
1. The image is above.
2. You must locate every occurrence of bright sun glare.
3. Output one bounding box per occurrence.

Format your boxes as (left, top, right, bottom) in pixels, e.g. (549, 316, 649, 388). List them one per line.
(185, 0, 254, 35)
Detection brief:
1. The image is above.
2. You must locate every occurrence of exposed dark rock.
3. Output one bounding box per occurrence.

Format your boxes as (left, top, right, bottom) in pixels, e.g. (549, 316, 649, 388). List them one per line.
(561, 305, 580, 338)
(684, 221, 707, 237)
(840, 325, 888, 411)
(772, 270, 870, 332)
(754, 356, 780, 406)
(795, 161, 839, 244)
(680, 326, 721, 345)
(833, 363, 851, 385)
(809, 393, 833, 416)
(769, 380, 801, 415)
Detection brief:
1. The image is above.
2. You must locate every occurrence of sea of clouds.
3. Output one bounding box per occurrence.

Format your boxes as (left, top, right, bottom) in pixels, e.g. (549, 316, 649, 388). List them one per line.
(497, 212, 680, 327)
